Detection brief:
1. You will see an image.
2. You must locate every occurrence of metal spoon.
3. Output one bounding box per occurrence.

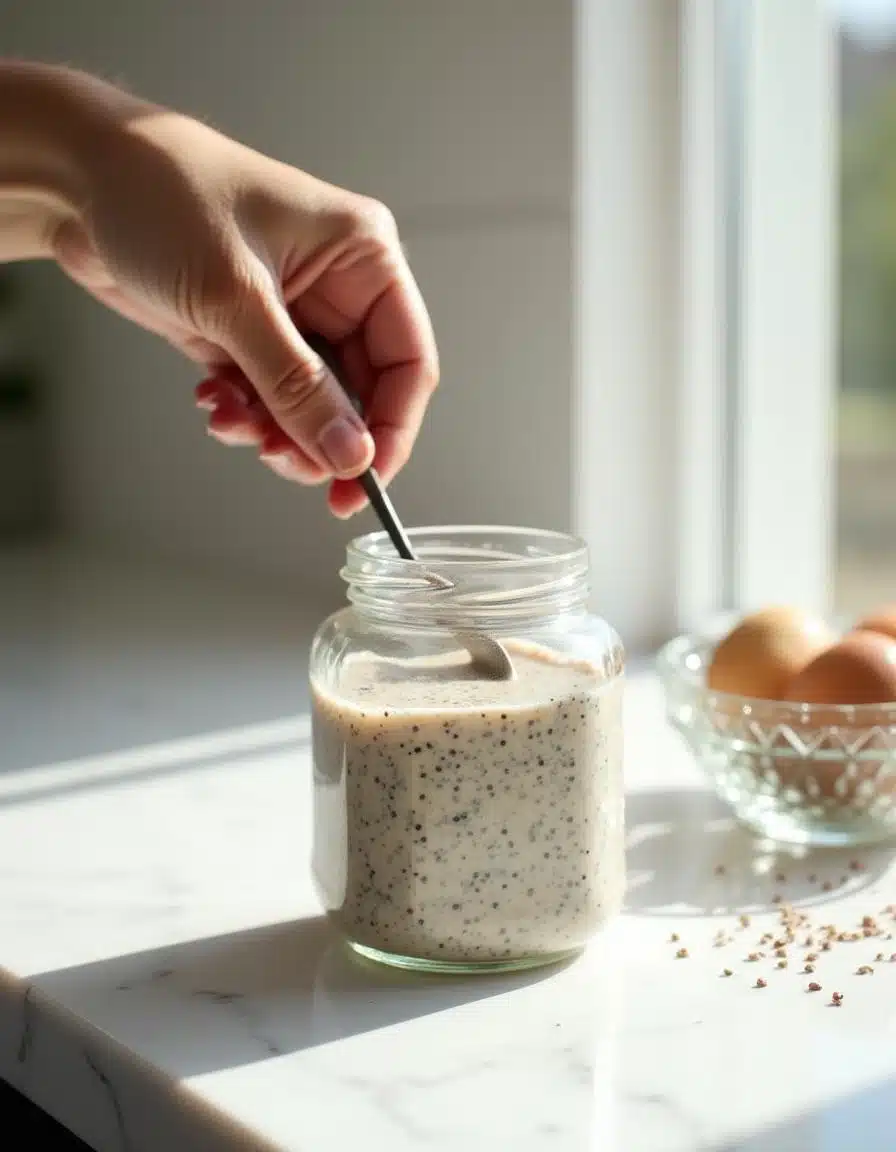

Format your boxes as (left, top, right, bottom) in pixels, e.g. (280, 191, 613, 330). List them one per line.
(308, 335, 516, 681)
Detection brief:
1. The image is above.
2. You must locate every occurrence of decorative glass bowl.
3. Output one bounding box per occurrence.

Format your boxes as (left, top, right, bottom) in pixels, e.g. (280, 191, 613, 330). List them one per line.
(657, 632, 896, 847)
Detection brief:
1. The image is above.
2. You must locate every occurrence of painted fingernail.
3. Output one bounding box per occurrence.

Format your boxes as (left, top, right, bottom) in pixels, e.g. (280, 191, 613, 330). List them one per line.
(196, 380, 250, 411)
(261, 453, 304, 482)
(195, 382, 219, 410)
(316, 416, 374, 476)
(260, 446, 329, 485)
(207, 424, 256, 446)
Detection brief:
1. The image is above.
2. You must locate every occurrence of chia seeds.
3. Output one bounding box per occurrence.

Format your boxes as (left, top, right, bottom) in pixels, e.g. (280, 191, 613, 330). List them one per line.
(311, 642, 623, 965)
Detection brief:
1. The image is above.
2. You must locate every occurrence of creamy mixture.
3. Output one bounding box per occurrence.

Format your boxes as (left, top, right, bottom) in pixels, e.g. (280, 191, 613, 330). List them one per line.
(311, 641, 624, 965)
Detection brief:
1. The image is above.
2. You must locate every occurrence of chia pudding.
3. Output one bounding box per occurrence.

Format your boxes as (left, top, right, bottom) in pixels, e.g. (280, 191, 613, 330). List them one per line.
(311, 639, 624, 968)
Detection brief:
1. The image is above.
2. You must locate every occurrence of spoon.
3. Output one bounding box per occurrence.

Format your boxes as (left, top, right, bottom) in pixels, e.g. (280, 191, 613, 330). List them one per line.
(308, 335, 516, 681)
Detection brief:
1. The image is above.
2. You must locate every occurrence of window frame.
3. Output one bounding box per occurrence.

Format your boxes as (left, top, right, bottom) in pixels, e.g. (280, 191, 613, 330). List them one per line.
(573, 0, 684, 653)
(573, 0, 834, 654)
(681, 0, 836, 628)
(732, 0, 836, 618)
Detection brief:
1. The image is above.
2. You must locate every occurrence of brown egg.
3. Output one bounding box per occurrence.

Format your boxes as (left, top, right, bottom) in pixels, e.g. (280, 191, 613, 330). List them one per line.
(707, 606, 835, 700)
(855, 604, 896, 642)
(771, 631, 896, 804)
(784, 630, 896, 706)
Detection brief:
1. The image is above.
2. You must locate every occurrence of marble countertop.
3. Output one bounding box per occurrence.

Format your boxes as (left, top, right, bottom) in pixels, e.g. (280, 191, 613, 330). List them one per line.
(2, 545, 896, 1152)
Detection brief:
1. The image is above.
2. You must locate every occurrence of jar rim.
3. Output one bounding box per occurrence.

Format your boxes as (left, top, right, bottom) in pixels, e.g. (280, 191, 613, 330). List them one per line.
(347, 524, 588, 572)
(342, 525, 591, 631)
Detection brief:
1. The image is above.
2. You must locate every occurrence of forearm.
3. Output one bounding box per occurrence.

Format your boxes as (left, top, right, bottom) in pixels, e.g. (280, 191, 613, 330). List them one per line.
(0, 61, 138, 261)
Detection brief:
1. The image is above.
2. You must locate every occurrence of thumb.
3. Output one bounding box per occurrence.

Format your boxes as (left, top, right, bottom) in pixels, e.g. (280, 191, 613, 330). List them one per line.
(220, 288, 374, 479)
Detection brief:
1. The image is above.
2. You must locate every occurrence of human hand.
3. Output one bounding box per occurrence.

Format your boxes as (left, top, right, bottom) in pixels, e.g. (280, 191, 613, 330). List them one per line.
(52, 96, 438, 517)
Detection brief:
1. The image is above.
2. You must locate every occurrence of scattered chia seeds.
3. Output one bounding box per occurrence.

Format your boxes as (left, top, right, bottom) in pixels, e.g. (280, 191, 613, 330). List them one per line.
(667, 854, 896, 1010)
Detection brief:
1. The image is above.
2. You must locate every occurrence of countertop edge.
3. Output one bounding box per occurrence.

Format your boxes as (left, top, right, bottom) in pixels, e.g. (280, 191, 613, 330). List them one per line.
(0, 968, 278, 1152)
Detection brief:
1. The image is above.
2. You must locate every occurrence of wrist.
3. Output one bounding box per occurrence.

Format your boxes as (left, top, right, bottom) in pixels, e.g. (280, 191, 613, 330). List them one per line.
(0, 62, 148, 257)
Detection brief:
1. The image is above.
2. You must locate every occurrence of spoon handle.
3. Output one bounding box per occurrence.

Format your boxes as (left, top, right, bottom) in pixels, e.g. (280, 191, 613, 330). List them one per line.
(357, 469, 416, 561)
(306, 333, 417, 561)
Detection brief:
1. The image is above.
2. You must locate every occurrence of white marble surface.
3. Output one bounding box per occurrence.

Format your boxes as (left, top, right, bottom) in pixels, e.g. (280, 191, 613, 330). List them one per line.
(2, 544, 896, 1151)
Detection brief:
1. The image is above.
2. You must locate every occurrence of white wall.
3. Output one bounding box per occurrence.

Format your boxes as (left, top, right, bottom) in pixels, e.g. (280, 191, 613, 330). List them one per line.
(4, 0, 575, 606)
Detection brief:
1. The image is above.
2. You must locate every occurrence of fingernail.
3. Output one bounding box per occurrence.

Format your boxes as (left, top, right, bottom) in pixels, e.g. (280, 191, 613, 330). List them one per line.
(259, 448, 326, 485)
(207, 423, 256, 446)
(261, 452, 304, 482)
(316, 416, 374, 476)
(195, 382, 219, 410)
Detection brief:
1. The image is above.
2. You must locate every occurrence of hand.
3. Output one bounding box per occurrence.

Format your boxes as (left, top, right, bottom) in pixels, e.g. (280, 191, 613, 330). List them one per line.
(52, 101, 438, 517)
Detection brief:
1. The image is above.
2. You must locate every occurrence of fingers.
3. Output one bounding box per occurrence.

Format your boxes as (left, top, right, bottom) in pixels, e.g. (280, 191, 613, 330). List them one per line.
(218, 287, 375, 480)
(327, 425, 408, 519)
(195, 374, 328, 484)
(345, 266, 439, 488)
(321, 259, 437, 518)
(258, 425, 329, 484)
(195, 375, 252, 410)
(196, 217, 437, 509)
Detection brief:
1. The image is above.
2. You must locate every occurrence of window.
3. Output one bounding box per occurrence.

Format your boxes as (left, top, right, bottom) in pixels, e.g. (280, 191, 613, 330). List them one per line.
(672, 0, 834, 629)
(695, 0, 896, 627)
(835, 0, 896, 614)
(582, 1, 837, 648)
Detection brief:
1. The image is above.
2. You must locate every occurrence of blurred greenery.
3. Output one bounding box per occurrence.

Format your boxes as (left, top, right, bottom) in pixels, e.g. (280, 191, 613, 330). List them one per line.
(840, 388, 896, 455)
(841, 76, 896, 398)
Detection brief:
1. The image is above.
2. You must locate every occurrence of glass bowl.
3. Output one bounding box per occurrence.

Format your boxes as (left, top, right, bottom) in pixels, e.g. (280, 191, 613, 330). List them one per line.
(656, 632, 896, 847)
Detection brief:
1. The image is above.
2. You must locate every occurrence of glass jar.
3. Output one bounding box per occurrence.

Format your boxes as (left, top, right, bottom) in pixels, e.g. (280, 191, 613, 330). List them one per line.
(310, 526, 625, 974)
